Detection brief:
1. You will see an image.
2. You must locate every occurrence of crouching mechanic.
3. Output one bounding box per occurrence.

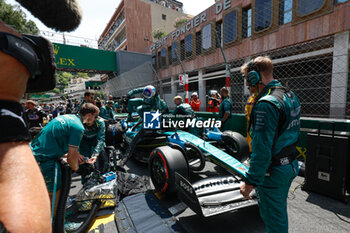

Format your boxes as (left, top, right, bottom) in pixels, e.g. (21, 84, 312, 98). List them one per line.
(31, 103, 100, 215)
(239, 56, 301, 233)
(127, 85, 168, 120)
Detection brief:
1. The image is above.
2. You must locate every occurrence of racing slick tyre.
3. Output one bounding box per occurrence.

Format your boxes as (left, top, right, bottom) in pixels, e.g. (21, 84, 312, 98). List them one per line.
(105, 122, 124, 146)
(149, 146, 189, 194)
(222, 131, 250, 162)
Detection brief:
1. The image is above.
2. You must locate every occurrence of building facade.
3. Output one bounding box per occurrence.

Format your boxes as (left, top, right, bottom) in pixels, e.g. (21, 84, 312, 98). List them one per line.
(148, 0, 350, 118)
(98, 0, 190, 53)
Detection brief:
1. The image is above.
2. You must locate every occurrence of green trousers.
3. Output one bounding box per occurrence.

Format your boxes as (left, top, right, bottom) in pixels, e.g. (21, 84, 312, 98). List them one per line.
(256, 159, 299, 233)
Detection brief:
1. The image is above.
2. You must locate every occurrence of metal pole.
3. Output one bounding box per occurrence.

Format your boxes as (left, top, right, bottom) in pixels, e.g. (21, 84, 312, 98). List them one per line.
(150, 63, 164, 98)
(215, 30, 233, 95)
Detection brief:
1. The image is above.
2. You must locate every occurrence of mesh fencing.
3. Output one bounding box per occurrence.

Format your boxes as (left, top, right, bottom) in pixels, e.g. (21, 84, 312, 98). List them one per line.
(142, 0, 350, 119)
(103, 61, 160, 98)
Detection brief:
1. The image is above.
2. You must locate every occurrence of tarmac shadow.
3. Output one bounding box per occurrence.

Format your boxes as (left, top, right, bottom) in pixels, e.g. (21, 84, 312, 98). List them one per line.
(304, 190, 350, 218)
(177, 205, 265, 233)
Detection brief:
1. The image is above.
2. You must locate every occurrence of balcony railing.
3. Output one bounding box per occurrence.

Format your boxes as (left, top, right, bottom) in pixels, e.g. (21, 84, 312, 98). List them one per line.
(99, 14, 125, 49)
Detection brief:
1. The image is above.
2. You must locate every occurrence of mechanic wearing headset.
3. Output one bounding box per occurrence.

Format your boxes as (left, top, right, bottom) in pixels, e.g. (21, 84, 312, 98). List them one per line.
(239, 56, 301, 233)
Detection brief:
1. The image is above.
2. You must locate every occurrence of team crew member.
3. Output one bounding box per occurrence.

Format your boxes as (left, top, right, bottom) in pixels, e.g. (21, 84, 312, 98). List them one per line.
(74, 91, 94, 113)
(189, 92, 201, 111)
(114, 100, 121, 113)
(239, 56, 301, 233)
(31, 103, 100, 215)
(79, 114, 105, 179)
(23, 100, 46, 129)
(99, 100, 116, 120)
(207, 90, 221, 112)
(173, 96, 195, 116)
(244, 87, 258, 152)
(218, 87, 232, 131)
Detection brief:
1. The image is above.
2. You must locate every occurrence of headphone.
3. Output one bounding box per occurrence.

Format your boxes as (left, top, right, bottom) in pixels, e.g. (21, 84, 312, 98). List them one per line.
(246, 60, 262, 86)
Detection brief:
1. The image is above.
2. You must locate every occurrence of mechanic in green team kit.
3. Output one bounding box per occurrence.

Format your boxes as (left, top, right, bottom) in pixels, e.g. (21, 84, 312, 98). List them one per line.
(79, 112, 106, 166)
(172, 95, 195, 116)
(99, 100, 117, 120)
(31, 103, 100, 214)
(239, 56, 301, 233)
(218, 87, 233, 131)
(126, 85, 168, 120)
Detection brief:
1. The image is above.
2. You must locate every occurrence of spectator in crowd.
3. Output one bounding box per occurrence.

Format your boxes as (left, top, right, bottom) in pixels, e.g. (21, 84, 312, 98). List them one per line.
(65, 99, 73, 114)
(20, 101, 26, 112)
(190, 92, 201, 111)
(57, 102, 66, 115)
(43, 103, 51, 115)
(74, 100, 79, 109)
(218, 87, 232, 131)
(23, 100, 47, 129)
(207, 90, 221, 112)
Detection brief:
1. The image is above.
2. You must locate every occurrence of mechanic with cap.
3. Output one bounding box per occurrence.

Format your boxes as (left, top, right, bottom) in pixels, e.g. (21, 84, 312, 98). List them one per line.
(239, 56, 300, 233)
(189, 92, 201, 111)
(207, 90, 221, 112)
(127, 85, 168, 120)
(218, 87, 232, 131)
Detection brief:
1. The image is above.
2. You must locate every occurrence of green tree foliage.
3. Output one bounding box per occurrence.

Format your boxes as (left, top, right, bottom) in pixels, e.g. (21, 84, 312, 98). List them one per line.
(152, 29, 167, 40)
(0, 0, 39, 35)
(56, 71, 74, 91)
(174, 17, 189, 28)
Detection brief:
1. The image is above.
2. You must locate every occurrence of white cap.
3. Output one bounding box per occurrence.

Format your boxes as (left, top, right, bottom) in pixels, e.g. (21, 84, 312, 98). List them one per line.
(191, 92, 198, 96)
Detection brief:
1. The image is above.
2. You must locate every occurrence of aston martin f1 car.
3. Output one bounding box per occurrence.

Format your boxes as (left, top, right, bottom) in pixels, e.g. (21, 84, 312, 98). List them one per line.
(106, 116, 258, 217)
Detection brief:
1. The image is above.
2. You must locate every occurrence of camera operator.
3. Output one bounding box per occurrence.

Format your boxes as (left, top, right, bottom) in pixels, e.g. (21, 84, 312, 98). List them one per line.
(0, 21, 51, 233)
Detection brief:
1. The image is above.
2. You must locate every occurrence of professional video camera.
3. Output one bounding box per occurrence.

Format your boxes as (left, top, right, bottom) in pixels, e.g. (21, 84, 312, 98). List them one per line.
(0, 32, 56, 93)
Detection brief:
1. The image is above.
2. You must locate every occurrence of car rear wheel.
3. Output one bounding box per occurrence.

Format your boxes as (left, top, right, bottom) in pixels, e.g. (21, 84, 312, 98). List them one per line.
(149, 146, 189, 194)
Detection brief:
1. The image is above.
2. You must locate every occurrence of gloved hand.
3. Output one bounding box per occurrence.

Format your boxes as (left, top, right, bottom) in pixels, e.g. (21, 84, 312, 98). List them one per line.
(76, 163, 94, 176)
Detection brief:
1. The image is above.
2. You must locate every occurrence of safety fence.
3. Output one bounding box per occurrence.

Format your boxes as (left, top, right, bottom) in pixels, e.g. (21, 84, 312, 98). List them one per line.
(142, 0, 350, 119)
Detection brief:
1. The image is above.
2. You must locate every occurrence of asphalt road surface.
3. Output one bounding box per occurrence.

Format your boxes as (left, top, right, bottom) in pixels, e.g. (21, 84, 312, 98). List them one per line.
(70, 157, 350, 233)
